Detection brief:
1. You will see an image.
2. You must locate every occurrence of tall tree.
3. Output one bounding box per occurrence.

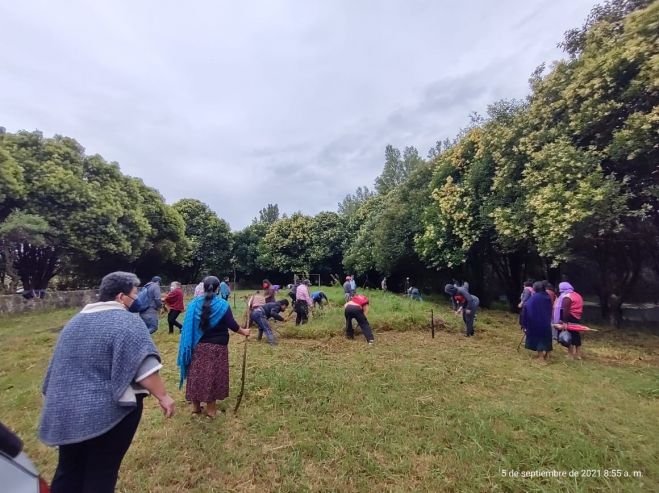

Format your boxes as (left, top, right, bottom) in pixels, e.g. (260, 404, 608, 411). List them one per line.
(260, 213, 314, 274)
(337, 186, 374, 216)
(0, 211, 49, 293)
(173, 199, 233, 282)
(232, 222, 268, 279)
(255, 203, 280, 225)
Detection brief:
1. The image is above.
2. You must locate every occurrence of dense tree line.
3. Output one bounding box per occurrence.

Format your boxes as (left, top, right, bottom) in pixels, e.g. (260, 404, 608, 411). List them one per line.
(1, 0, 656, 326)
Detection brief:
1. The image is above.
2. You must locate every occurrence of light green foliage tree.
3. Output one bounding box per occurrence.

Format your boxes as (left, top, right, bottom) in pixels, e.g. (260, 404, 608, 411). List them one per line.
(342, 195, 385, 275)
(232, 222, 268, 278)
(0, 130, 188, 289)
(0, 142, 24, 221)
(521, 0, 658, 322)
(308, 211, 345, 275)
(337, 186, 374, 216)
(374, 145, 424, 194)
(260, 213, 314, 273)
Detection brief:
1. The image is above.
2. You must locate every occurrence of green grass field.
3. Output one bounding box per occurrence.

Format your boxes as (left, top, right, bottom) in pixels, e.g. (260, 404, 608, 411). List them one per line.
(1, 286, 658, 492)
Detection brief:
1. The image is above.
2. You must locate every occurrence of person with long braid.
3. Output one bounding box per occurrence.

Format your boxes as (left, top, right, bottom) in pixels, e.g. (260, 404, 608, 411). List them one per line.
(177, 276, 250, 418)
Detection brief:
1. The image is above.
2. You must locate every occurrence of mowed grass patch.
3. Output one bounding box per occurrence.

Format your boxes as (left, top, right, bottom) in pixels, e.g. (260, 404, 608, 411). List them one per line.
(0, 287, 657, 492)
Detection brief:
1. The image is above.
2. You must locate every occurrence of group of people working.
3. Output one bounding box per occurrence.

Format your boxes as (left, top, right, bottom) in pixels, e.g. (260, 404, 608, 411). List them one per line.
(444, 279, 585, 360)
(519, 280, 585, 360)
(36, 268, 589, 492)
(37, 271, 375, 492)
(38, 273, 261, 493)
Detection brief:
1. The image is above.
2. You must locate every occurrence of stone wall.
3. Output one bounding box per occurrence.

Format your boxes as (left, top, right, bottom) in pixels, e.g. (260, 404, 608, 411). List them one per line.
(0, 284, 201, 315)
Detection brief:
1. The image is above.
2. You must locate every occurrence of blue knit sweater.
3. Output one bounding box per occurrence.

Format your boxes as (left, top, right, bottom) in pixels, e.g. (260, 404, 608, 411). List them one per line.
(39, 302, 160, 446)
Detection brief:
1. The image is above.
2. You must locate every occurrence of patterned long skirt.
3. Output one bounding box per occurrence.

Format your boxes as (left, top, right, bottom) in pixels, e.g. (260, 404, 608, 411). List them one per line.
(185, 343, 230, 403)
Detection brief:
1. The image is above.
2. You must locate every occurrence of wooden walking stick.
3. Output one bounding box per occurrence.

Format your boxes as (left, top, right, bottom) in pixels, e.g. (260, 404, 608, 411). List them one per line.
(234, 298, 251, 414)
(516, 332, 526, 351)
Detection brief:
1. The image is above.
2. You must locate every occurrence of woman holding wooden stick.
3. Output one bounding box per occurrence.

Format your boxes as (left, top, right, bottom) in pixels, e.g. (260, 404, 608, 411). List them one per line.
(177, 276, 249, 418)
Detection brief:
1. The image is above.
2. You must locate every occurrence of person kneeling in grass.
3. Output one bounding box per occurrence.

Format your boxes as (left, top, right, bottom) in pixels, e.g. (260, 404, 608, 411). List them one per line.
(344, 294, 374, 345)
(251, 299, 289, 345)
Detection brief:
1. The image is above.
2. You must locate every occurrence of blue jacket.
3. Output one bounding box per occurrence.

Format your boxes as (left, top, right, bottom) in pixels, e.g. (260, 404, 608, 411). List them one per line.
(220, 281, 231, 298)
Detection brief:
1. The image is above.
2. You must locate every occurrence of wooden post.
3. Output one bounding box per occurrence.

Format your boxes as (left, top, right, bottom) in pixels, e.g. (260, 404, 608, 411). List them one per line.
(431, 309, 435, 338)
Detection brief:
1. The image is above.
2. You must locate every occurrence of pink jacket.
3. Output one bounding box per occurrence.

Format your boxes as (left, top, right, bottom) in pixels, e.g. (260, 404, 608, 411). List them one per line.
(295, 284, 312, 306)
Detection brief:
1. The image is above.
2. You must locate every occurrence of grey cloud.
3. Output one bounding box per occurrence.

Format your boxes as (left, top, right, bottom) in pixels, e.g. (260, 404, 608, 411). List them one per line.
(0, 0, 595, 229)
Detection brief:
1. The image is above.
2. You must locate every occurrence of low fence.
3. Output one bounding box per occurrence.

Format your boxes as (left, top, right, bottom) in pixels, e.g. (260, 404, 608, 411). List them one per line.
(0, 284, 202, 315)
(2, 285, 659, 324)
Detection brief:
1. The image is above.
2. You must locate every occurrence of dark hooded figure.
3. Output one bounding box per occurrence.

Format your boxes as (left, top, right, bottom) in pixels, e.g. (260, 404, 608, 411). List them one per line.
(445, 283, 479, 337)
(521, 281, 553, 360)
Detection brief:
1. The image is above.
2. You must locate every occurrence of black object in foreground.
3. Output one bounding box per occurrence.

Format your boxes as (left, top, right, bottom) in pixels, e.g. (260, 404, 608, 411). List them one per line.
(234, 338, 248, 414)
(431, 310, 435, 339)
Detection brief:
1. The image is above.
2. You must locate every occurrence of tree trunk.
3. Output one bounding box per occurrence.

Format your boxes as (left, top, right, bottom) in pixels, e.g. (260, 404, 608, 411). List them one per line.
(15, 243, 59, 291)
(592, 237, 642, 328)
(1, 245, 20, 293)
(490, 250, 526, 312)
(608, 294, 623, 328)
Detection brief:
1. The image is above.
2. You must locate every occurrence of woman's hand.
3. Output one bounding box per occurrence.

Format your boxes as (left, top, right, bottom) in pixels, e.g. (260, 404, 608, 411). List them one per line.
(239, 327, 250, 338)
(156, 393, 176, 418)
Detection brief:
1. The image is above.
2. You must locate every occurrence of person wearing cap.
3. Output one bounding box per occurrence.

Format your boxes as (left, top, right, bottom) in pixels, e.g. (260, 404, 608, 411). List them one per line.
(219, 277, 231, 301)
(444, 283, 479, 337)
(344, 294, 374, 345)
(139, 276, 163, 334)
(294, 279, 313, 325)
(177, 276, 250, 418)
(343, 276, 352, 302)
(262, 279, 276, 303)
(349, 275, 357, 296)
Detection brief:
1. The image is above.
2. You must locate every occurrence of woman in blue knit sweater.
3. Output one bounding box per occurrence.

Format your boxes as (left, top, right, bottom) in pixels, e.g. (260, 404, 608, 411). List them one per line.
(39, 271, 176, 493)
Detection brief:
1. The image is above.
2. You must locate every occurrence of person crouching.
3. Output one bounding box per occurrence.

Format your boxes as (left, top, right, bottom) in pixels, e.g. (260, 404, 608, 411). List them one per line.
(251, 299, 289, 345)
(344, 294, 374, 345)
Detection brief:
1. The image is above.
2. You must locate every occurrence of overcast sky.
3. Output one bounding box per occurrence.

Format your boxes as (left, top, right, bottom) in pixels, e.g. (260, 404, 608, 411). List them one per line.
(1, 0, 595, 229)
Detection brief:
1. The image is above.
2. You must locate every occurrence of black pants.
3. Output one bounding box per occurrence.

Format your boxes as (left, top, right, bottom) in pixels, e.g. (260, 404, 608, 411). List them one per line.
(345, 305, 374, 342)
(294, 300, 308, 325)
(566, 314, 582, 347)
(168, 309, 182, 333)
(51, 397, 144, 493)
(463, 309, 476, 336)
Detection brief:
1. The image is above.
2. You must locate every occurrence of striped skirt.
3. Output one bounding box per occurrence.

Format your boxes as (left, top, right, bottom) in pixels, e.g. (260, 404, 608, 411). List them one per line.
(185, 343, 230, 403)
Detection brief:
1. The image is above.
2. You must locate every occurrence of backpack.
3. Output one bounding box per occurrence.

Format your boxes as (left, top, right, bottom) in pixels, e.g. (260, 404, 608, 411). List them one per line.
(135, 283, 153, 313)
